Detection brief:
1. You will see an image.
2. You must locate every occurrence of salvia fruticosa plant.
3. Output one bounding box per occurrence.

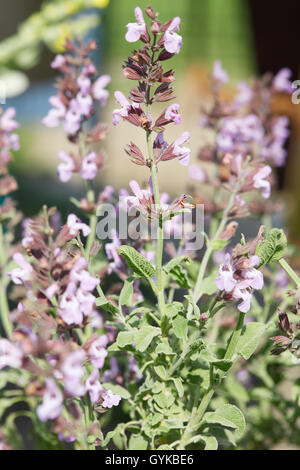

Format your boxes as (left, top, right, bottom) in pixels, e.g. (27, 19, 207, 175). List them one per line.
(1, 5, 300, 451)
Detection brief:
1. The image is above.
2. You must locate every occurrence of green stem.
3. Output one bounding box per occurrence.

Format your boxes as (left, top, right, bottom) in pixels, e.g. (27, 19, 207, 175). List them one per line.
(178, 311, 245, 449)
(147, 130, 165, 315)
(279, 258, 300, 288)
(0, 223, 12, 338)
(192, 190, 237, 306)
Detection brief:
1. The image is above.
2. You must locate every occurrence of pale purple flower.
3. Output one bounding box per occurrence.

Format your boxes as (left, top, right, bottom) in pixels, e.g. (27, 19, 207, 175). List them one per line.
(61, 349, 86, 397)
(89, 335, 108, 369)
(70, 258, 99, 291)
(43, 96, 66, 128)
(212, 60, 229, 84)
(173, 132, 191, 166)
(0, 108, 19, 132)
(77, 74, 91, 94)
(102, 357, 119, 383)
(85, 369, 102, 403)
(234, 81, 253, 107)
(57, 151, 75, 182)
(165, 103, 181, 125)
(0, 339, 23, 369)
(164, 17, 182, 54)
(240, 255, 264, 290)
(45, 283, 59, 300)
(234, 287, 252, 313)
(51, 54, 66, 69)
(215, 254, 237, 292)
(112, 91, 131, 125)
(67, 214, 91, 237)
(60, 282, 82, 325)
(93, 74, 111, 106)
(253, 166, 272, 198)
(188, 164, 205, 182)
(217, 114, 264, 153)
(63, 100, 81, 135)
(36, 378, 63, 422)
(80, 152, 98, 180)
(105, 230, 123, 273)
(125, 7, 147, 42)
(102, 389, 121, 409)
(273, 68, 293, 94)
(8, 253, 32, 285)
(75, 92, 93, 116)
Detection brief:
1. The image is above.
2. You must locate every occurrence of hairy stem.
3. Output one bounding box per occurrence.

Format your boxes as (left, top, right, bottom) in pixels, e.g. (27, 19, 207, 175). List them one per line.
(178, 311, 245, 449)
(279, 258, 300, 288)
(146, 130, 165, 315)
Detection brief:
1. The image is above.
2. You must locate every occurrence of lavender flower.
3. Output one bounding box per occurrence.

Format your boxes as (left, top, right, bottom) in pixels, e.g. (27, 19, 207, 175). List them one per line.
(0, 339, 23, 369)
(61, 350, 86, 397)
(125, 7, 147, 42)
(93, 75, 111, 106)
(67, 214, 91, 237)
(80, 152, 98, 180)
(8, 253, 33, 285)
(163, 17, 182, 54)
(173, 132, 191, 165)
(88, 335, 108, 369)
(36, 378, 63, 422)
(273, 68, 293, 94)
(253, 166, 272, 199)
(212, 60, 229, 84)
(101, 389, 121, 409)
(57, 151, 75, 182)
(165, 103, 181, 125)
(85, 369, 102, 403)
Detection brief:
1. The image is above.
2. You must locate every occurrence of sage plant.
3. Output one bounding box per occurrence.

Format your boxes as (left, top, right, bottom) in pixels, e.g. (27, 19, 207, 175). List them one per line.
(1, 5, 300, 451)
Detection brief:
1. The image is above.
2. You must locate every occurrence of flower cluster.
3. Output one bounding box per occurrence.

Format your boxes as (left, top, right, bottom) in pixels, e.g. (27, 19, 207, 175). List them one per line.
(113, 5, 191, 169)
(43, 39, 110, 183)
(188, 61, 292, 219)
(215, 228, 265, 312)
(0, 107, 20, 197)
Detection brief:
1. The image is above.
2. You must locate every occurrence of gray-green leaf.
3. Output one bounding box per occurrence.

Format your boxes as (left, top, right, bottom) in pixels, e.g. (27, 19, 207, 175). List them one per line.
(118, 245, 155, 278)
(236, 322, 265, 360)
(256, 228, 287, 267)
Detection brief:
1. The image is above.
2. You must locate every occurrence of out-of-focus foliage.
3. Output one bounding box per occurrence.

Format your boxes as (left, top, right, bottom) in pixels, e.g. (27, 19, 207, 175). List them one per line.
(0, 0, 109, 96)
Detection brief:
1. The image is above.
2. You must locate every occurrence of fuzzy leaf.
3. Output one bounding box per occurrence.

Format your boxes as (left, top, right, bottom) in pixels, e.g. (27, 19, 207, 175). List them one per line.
(212, 359, 233, 372)
(96, 298, 119, 315)
(164, 256, 191, 273)
(118, 245, 155, 278)
(134, 325, 161, 352)
(171, 377, 184, 398)
(256, 228, 287, 267)
(172, 314, 188, 340)
(205, 404, 245, 441)
(116, 330, 136, 348)
(168, 265, 191, 289)
(119, 278, 134, 307)
(128, 434, 148, 450)
(154, 365, 168, 380)
(236, 322, 265, 360)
